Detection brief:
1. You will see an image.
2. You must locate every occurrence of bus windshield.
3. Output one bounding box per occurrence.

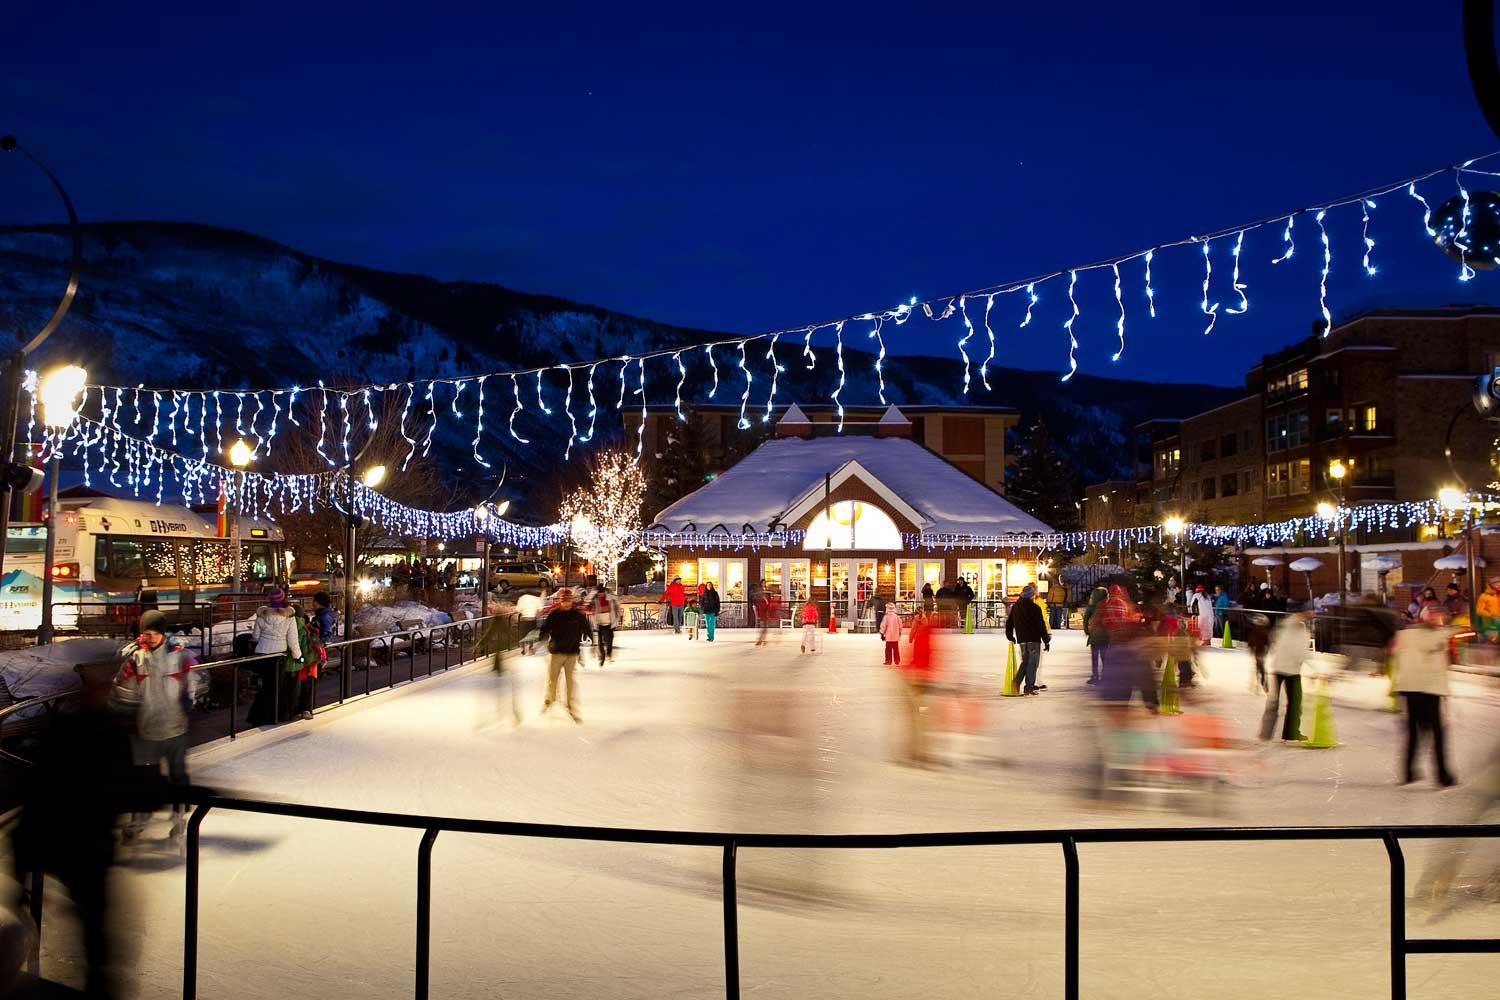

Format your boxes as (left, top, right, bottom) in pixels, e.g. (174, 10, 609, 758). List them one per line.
(5, 526, 46, 557)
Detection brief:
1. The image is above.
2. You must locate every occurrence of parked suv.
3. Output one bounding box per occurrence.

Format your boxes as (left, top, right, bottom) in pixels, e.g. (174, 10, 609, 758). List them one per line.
(490, 560, 552, 593)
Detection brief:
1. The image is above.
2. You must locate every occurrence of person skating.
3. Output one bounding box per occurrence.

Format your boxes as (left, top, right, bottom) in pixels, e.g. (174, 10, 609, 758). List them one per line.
(920, 581, 936, 613)
(1047, 578, 1068, 630)
(1244, 583, 1274, 692)
(115, 609, 198, 844)
(1393, 606, 1457, 786)
(799, 598, 820, 653)
(1213, 584, 1230, 638)
(588, 584, 621, 665)
(246, 587, 302, 726)
(752, 581, 772, 646)
(1005, 585, 1050, 695)
(897, 611, 938, 765)
(1082, 585, 1108, 685)
(1189, 584, 1216, 646)
(1260, 610, 1311, 741)
(700, 581, 721, 642)
(880, 602, 903, 665)
(539, 588, 592, 722)
(1477, 577, 1500, 642)
(1094, 584, 1156, 711)
(663, 576, 687, 633)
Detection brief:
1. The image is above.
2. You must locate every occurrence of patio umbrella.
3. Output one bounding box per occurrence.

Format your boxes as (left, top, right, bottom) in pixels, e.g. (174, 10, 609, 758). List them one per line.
(1289, 557, 1323, 600)
(1251, 556, 1283, 583)
(1434, 553, 1484, 571)
(1362, 554, 1401, 601)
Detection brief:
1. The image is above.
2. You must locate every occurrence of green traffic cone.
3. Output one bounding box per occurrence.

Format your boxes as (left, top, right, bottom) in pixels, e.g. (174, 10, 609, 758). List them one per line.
(964, 604, 975, 634)
(1158, 656, 1182, 715)
(1002, 641, 1021, 697)
(1221, 621, 1233, 648)
(1383, 655, 1401, 713)
(1301, 680, 1340, 748)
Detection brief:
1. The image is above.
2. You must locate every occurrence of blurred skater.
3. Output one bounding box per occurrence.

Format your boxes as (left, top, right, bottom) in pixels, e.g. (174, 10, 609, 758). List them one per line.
(1083, 585, 1108, 686)
(540, 588, 592, 723)
(897, 611, 938, 765)
(587, 584, 621, 665)
(880, 602, 903, 665)
(115, 609, 199, 845)
(1189, 584, 1215, 646)
(1260, 610, 1310, 742)
(800, 598, 820, 653)
(1005, 585, 1050, 695)
(1393, 606, 1457, 787)
(1096, 585, 1157, 710)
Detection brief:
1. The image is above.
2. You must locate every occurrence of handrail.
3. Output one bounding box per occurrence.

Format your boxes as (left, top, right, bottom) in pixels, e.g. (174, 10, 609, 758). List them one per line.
(167, 793, 1500, 1000)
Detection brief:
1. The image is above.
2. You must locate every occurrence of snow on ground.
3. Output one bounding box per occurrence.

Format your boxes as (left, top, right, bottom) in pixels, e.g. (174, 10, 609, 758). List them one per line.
(23, 629, 1500, 998)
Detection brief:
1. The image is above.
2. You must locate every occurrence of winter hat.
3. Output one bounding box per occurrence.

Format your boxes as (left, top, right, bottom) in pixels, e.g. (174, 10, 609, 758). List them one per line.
(267, 587, 288, 608)
(138, 609, 168, 635)
(1020, 585, 1036, 600)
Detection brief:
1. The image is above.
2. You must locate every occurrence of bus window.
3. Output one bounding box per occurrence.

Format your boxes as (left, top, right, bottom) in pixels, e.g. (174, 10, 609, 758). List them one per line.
(104, 539, 146, 578)
(244, 542, 275, 582)
(5, 527, 45, 556)
(97, 538, 179, 581)
(187, 540, 234, 586)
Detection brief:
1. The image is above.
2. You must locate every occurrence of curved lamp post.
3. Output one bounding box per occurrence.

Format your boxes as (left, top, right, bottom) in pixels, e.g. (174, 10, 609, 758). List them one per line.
(35, 365, 86, 644)
(227, 439, 254, 597)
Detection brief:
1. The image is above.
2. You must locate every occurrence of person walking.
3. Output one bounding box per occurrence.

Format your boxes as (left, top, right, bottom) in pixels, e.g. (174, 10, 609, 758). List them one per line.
(588, 584, 621, 665)
(1005, 585, 1051, 695)
(880, 602, 903, 665)
(246, 587, 302, 726)
(115, 609, 198, 844)
(539, 588, 592, 722)
(1047, 578, 1068, 630)
(700, 581, 721, 642)
(1260, 610, 1311, 741)
(663, 576, 687, 633)
(1082, 585, 1108, 685)
(752, 581, 772, 646)
(1392, 605, 1457, 786)
(800, 597, 820, 653)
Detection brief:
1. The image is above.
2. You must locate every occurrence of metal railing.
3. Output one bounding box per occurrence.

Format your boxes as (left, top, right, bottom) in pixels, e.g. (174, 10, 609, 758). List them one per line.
(160, 799, 1500, 1000)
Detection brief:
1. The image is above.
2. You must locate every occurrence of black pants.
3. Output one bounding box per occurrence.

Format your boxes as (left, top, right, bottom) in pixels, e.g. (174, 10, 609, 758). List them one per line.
(1177, 659, 1194, 687)
(597, 625, 614, 663)
(1089, 642, 1106, 682)
(1260, 674, 1303, 740)
(1403, 692, 1454, 785)
(246, 661, 281, 726)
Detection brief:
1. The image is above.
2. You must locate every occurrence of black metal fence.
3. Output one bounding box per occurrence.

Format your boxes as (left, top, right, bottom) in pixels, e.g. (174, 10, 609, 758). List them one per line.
(162, 799, 1500, 1000)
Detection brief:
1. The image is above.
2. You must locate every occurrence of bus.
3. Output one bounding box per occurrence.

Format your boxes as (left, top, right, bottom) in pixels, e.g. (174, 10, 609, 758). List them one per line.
(0, 495, 287, 631)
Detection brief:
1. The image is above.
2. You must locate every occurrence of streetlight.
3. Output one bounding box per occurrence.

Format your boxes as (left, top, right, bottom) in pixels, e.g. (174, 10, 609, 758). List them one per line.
(1439, 486, 1480, 610)
(361, 463, 387, 490)
(1327, 459, 1349, 612)
(227, 438, 253, 597)
(473, 491, 510, 616)
(1162, 515, 1187, 600)
(35, 365, 86, 644)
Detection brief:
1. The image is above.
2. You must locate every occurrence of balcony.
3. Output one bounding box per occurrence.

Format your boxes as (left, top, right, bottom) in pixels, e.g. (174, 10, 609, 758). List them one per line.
(1317, 420, 1394, 442)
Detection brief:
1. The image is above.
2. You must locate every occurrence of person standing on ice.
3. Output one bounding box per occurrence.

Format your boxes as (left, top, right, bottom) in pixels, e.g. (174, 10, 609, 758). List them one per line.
(880, 602, 903, 665)
(539, 588, 592, 723)
(1082, 585, 1109, 686)
(115, 609, 198, 844)
(1213, 584, 1230, 638)
(1005, 585, 1050, 695)
(663, 576, 686, 633)
(799, 598, 820, 653)
(246, 587, 301, 726)
(1189, 584, 1216, 646)
(588, 584, 621, 665)
(700, 581, 721, 642)
(1393, 605, 1457, 786)
(1260, 610, 1311, 742)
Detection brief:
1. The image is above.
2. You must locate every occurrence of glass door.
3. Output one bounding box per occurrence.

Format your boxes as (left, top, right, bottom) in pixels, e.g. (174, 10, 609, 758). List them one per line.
(830, 560, 851, 621)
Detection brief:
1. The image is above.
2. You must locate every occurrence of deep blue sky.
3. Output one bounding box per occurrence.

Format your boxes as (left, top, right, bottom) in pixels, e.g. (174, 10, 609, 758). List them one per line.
(8, 1, 1500, 386)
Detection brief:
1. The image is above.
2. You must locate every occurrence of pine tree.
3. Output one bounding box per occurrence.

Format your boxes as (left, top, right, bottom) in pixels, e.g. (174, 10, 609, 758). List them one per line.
(1005, 417, 1082, 533)
(644, 406, 712, 520)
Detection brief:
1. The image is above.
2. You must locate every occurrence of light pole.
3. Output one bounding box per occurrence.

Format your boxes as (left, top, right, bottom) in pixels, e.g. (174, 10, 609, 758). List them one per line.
(1162, 515, 1186, 600)
(35, 365, 86, 645)
(1327, 459, 1349, 612)
(227, 439, 253, 599)
(473, 498, 510, 618)
(1440, 487, 1480, 610)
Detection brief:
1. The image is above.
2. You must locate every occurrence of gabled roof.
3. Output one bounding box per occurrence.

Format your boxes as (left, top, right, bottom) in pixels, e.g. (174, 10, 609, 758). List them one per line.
(652, 436, 1052, 536)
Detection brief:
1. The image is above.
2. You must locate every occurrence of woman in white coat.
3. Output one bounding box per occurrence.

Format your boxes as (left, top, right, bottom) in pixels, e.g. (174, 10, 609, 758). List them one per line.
(1260, 610, 1310, 741)
(1392, 606, 1456, 787)
(1189, 585, 1216, 645)
(245, 587, 302, 726)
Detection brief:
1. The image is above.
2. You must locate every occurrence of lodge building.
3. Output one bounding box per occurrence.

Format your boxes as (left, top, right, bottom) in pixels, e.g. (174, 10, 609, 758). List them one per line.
(647, 404, 1053, 624)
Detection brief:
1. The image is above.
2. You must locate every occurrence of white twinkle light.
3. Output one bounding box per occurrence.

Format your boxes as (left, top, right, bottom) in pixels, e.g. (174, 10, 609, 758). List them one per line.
(1144, 250, 1156, 317)
(582, 363, 598, 444)
(420, 380, 438, 456)
(803, 326, 816, 370)
(705, 344, 719, 398)
(1110, 263, 1125, 361)
(399, 382, 420, 467)
(832, 320, 846, 431)
(1020, 283, 1037, 327)
(1408, 182, 1436, 238)
(1271, 213, 1295, 263)
(1200, 240, 1219, 336)
(559, 365, 578, 460)
(616, 357, 630, 410)
(980, 295, 996, 390)
(1060, 270, 1079, 383)
(507, 374, 530, 445)
(1315, 209, 1333, 334)
(1226, 230, 1248, 315)
(736, 340, 753, 430)
(472, 376, 490, 466)
(535, 370, 551, 415)
(1361, 199, 1378, 276)
(957, 295, 975, 394)
(672, 351, 687, 422)
(764, 334, 783, 421)
(1455, 169, 1477, 281)
(634, 358, 646, 460)
(868, 319, 888, 403)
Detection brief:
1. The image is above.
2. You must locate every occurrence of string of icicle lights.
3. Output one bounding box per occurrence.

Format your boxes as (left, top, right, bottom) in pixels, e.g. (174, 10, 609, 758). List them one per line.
(65, 153, 1500, 458)
(43, 416, 567, 546)
(640, 495, 1495, 552)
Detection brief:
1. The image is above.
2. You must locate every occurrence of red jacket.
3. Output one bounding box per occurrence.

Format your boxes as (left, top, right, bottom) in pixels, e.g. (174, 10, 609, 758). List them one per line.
(800, 602, 820, 625)
(903, 619, 938, 681)
(665, 581, 686, 607)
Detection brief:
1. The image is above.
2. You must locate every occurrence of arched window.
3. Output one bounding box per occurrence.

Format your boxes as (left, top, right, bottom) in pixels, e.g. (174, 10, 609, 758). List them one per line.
(802, 501, 902, 551)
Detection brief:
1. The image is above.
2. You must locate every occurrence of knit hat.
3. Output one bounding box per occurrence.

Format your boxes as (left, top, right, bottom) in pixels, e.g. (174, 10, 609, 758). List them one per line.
(267, 587, 288, 608)
(138, 609, 168, 635)
(1020, 585, 1036, 599)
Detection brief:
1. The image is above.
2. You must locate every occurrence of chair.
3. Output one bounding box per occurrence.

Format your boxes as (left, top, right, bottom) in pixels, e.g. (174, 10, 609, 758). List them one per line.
(854, 606, 877, 633)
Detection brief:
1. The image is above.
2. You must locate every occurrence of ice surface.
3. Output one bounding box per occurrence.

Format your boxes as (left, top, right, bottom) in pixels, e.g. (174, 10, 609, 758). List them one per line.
(20, 631, 1500, 998)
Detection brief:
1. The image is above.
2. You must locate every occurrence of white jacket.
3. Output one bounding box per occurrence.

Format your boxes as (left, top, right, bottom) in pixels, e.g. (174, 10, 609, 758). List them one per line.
(252, 606, 302, 658)
(1392, 626, 1452, 696)
(1265, 616, 1311, 676)
(1189, 592, 1215, 620)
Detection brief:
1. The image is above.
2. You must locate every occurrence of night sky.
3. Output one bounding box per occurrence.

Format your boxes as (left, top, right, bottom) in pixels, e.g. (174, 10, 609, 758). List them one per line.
(8, 2, 1500, 386)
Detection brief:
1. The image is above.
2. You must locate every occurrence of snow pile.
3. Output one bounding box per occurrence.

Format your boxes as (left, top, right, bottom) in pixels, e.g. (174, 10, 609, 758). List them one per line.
(353, 601, 455, 637)
(0, 637, 125, 705)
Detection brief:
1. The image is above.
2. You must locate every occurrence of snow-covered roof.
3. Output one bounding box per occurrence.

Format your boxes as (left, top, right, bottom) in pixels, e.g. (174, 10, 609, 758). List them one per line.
(652, 436, 1052, 536)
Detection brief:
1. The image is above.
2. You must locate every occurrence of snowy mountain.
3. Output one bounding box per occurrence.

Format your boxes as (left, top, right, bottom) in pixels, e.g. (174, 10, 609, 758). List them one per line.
(0, 222, 1237, 493)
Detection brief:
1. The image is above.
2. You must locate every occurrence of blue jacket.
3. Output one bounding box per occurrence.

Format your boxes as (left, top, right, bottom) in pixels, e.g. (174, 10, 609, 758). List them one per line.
(313, 606, 338, 643)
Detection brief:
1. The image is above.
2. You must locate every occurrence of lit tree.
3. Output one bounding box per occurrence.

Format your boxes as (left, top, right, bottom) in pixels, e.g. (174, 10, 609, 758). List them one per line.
(558, 449, 646, 586)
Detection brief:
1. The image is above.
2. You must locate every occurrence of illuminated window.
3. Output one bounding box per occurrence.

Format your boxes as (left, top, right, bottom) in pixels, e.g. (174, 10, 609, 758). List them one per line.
(803, 501, 902, 550)
(896, 559, 946, 600)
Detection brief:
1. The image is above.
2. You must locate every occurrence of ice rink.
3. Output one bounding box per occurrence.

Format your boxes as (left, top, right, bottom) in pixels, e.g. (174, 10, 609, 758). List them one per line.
(27, 628, 1500, 998)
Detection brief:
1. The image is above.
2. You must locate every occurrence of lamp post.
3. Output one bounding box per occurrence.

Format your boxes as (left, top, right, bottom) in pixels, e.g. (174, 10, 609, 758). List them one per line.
(35, 365, 86, 645)
(1440, 486, 1480, 611)
(473, 498, 509, 618)
(1162, 515, 1186, 600)
(226, 439, 253, 600)
(1327, 459, 1349, 612)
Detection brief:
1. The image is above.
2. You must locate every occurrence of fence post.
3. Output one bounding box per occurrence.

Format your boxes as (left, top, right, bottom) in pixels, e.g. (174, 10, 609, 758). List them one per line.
(1063, 836, 1079, 1000)
(230, 665, 239, 741)
(416, 828, 440, 1000)
(183, 804, 212, 1000)
(722, 841, 740, 1000)
(25, 867, 42, 976)
(1383, 832, 1407, 1000)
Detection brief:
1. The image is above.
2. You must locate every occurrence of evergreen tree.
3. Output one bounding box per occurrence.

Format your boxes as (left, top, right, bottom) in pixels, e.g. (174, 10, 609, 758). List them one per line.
(644, 407, 712, 519)
(1005, 417, 1082, 533)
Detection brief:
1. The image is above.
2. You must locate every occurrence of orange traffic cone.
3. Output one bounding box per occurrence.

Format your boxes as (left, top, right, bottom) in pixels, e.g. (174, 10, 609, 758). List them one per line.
(828, 611, 838, 633)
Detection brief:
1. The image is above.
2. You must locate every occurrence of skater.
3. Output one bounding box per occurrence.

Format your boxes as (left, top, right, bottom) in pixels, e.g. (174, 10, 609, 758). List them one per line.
(1244, 584, 1273, 692)
(539, 588, 592, 723)
(700, 581, 721, 642)
(588, 584, 621, 665)
(1005, 585, 1050, 695)
(800, 598, 820, 653)
(1047, 578, 1068, 630)
(1082, 585, 1108, 685)
(1095, 585, 1157, 710)
(246, 587, 302, 726)
(880, 602, 903, 665)
(1189, 584, 1216, 645)
(753, 581, 772, 646)
(920, 581, 936, 613)
(1260, 610, 1310, 742)
(1213, 584, 1231, 637)
(897, 610, 938, 765)
(1477, 577, 1500, 641)
(663, 576, 687, 632)
(115, 609, 198, 844)
(1393, 606, 1457, 786)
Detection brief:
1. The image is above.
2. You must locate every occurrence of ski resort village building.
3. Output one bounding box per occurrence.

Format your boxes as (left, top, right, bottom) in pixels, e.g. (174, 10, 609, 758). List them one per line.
(646, 405, 1054, 625)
